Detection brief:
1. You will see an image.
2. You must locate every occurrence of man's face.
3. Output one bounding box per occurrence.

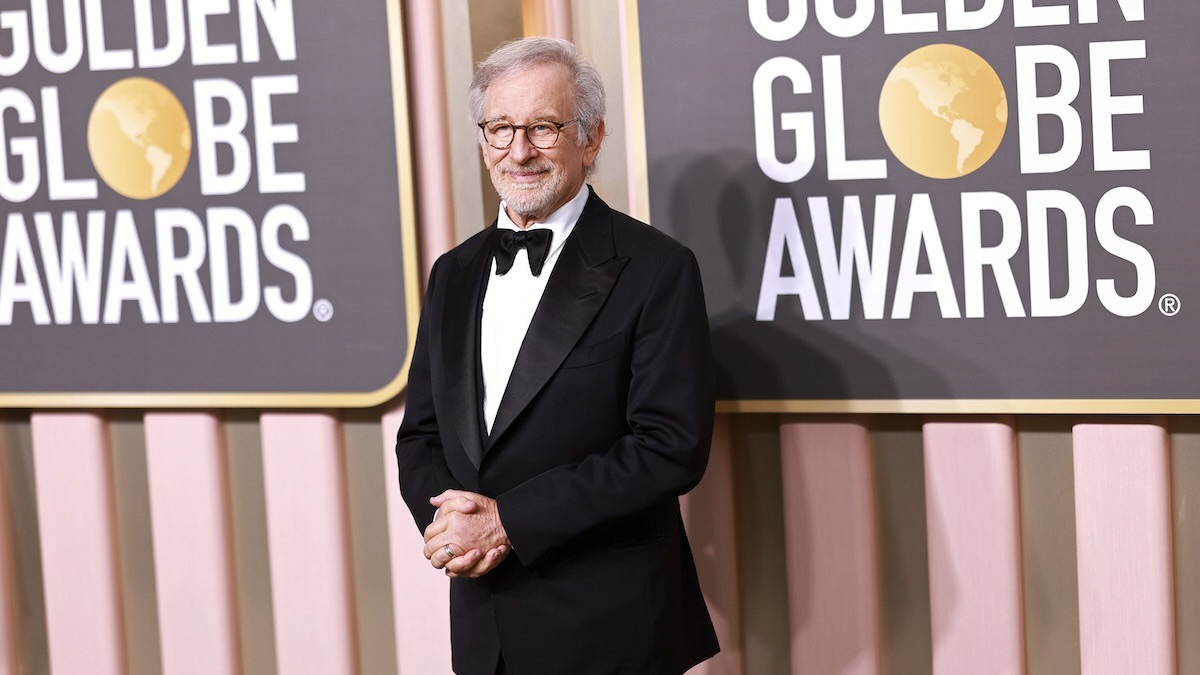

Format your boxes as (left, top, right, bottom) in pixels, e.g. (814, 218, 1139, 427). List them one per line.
(480, 62, 603, 227)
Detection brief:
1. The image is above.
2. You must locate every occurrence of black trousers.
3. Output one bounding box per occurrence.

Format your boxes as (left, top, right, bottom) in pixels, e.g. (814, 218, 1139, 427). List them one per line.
(495, 653, 508, 675)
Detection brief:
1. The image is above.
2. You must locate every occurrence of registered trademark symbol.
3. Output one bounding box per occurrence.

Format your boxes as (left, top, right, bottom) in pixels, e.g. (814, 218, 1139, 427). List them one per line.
(313, 299, 334, 322)
(1159, 293, 1180, 317)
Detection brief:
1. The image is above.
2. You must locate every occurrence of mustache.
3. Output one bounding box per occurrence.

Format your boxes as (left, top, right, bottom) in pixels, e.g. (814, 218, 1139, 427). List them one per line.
(497, 160, 553, 174)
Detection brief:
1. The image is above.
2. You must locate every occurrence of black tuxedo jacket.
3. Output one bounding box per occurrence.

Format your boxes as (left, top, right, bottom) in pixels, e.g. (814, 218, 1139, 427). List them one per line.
(396, 189, 719, 675)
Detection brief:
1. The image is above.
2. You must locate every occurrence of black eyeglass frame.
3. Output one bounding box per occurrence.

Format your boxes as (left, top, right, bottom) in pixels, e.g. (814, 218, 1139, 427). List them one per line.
(477, 119, 581, 150)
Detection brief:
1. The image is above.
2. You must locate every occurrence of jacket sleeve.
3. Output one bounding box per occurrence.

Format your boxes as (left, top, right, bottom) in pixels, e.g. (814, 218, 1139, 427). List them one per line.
(495, 245, 715, 564)
(395, 257, 463, 531)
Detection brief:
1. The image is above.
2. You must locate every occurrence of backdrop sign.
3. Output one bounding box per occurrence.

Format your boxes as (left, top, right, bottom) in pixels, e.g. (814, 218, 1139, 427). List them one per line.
(0, 0, 418, 406)
(634, 0, 1198, 412)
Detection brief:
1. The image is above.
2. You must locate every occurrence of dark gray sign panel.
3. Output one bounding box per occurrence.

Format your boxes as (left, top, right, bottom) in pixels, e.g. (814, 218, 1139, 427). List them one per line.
(633, 0, 1199, 412)
(0, 0, 419, 407)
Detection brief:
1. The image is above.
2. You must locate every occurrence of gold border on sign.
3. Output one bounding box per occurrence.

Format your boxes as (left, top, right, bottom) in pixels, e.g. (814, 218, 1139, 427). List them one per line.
(2, 0, 421, 409)
(624, 0, 1200, 415)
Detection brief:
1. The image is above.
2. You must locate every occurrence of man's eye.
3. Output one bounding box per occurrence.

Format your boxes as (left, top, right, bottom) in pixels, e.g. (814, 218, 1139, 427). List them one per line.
(489, 124, 513, 135)
(529, 123, 555, 135)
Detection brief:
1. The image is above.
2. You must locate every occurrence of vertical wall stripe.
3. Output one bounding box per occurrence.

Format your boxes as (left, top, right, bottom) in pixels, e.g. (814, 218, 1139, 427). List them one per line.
(404, 0, 457, 278)
(923, 419, 1025, 675)
(779, 416, 881, 675)
(1170, 417, 1200, 675)
(522, 0, 573, 38)
(342, 414, 401, 675)
(381, 404, 454, 674)
(1017, 418, 1081, 675)
(223, 415, 279, 675)
(1, 417, 49, 675)
(570, 0, 632, 215)
(1073, 422, 1175, 675)
(144, 414, 240, 675)
(680, 414, 744, 675)
(29, 413, 127, 675)
(108, 416, 163, 675)
(260, 414, 358, 675)
(871, 417, 933, 675)
(0, 420, 20, 675)
(730, 415, 791, 675)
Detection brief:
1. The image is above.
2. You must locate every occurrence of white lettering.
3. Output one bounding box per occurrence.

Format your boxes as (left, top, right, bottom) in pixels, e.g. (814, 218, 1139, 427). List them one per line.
(0, 88, 40, 203)
(41, 87, 97, 201)
(188, 0, 238, 66)
(239, 0, 296, 62)
(945, 0, 1003, 31)
(756, 198, 823, 321)
(1095, 186, 1154, 317)
(30, 0, 84, 74)
(814, 0, 874, 38)
(252, 75, 305, 193)
(156, 209, 213, 323)
(133, 0, 186, 68)
(882, 0, 937, 34)
(1027, 190, 1089, 317)
(753, 57, 814, 183)
(1090, 40, 1149, 172)
(103, 210, 160, 324)
(194, 78, 253, 195)
(961, 191, 1026, 318)
(208, 206, 261, 322)
(891, 194, 960, 319)
(0, 10, 31, 76)
(261, 204, 312, 322)
(0, 213, 51, 325)
(823, 55, 886, 180)
(809, 195, 895, 319)
(35, 210, 105, 324)
(1016, 45, 1082, 174)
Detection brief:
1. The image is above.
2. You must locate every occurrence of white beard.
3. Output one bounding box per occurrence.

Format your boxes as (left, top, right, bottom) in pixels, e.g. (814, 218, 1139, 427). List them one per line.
(492, 160, 565, 221)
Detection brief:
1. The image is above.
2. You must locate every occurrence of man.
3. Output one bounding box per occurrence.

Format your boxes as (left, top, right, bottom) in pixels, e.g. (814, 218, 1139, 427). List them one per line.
(395, 37, 718, 675)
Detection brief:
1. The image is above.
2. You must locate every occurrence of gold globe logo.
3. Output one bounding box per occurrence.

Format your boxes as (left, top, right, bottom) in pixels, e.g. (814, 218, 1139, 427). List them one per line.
(879, 44, 1007, 179)
(87, 77, 192, 200)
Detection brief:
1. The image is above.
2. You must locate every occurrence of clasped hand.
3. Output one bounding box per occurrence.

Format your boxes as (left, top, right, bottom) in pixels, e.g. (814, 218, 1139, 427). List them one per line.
(423, 489, 511, 578)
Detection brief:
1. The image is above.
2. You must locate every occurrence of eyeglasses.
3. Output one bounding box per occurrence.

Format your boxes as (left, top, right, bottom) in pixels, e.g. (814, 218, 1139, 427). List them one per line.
(478, 119, 580, 150)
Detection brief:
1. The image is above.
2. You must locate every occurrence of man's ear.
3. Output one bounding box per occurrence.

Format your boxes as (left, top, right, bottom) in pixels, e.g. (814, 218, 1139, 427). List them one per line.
(583, 119, 606, 165)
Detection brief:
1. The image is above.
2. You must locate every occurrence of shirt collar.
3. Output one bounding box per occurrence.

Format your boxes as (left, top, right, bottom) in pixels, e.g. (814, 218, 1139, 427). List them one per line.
(496, 183, 589, 256)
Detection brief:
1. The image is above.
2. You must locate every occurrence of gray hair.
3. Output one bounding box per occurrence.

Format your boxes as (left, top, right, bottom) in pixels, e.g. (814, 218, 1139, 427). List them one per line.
(468, 37, 606, 147)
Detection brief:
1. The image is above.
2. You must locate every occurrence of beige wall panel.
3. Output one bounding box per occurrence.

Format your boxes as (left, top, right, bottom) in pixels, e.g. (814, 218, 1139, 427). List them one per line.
(572, 0, 632, 215)
(780, 416, 881, 675)
(1073, 421, 1175, 675)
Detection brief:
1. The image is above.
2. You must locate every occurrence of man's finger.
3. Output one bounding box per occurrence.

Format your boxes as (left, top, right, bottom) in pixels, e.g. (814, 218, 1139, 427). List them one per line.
(429, 489, 475, 507)
(443, 548, 483, 575)
(423, 514, 450, 543)
(433, 496, 479, 517)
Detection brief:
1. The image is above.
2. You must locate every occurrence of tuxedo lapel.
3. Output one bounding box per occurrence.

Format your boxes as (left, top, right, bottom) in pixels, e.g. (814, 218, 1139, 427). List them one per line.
(487, 195, 629, 449)
(442, 229, 494, 469)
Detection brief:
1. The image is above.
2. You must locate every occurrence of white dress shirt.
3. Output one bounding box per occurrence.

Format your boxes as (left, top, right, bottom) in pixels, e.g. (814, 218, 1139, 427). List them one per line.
(480, 184, 589, 433)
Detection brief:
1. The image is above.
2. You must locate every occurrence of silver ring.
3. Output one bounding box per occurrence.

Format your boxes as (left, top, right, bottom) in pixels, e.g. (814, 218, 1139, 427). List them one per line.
(443, 545, 455, 558)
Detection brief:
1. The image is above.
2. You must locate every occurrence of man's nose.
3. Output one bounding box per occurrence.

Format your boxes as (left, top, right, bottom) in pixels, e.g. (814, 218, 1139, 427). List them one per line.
(507, 128, 539, 162)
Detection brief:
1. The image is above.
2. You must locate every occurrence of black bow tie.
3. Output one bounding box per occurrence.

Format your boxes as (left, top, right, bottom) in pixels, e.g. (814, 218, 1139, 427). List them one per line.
(494, 228, 553, 276)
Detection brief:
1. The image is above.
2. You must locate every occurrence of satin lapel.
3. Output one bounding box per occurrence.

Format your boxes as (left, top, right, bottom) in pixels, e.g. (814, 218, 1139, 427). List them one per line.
(442, 229, 494, 470)
(487, 197, 629, 449)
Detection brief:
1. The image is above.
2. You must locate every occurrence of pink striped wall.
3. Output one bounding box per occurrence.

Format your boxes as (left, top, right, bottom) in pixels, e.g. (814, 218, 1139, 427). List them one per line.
(0, 3, 1192, 675)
